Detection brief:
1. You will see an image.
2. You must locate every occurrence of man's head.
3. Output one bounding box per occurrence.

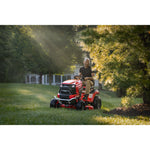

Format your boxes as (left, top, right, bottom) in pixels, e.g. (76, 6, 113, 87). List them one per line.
(83, 58, 90, 68)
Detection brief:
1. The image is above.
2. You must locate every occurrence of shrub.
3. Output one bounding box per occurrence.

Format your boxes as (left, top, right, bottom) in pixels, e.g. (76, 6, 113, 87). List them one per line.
(121, 96, 134, 107)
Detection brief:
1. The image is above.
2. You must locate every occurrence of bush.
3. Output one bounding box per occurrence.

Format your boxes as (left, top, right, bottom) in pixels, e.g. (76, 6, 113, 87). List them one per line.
(121, 96, 134, 107)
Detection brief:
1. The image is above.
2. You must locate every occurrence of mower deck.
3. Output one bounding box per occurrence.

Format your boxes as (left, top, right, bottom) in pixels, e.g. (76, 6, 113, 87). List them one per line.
(59, 104, 94, 110)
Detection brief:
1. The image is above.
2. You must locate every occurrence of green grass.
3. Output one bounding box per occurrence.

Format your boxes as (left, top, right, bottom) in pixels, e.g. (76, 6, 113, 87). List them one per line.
(0, 83, 149, 125)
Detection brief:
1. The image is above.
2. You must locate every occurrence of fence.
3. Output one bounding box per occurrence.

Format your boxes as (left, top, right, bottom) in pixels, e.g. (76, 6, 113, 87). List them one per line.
(25, 73, 100, 87)
(25, 74, 74, 85)
(51, 74, 74, 85)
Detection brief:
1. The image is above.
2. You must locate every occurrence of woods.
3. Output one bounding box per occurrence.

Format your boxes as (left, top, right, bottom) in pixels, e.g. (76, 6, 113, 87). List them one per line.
(0, 25, 83, 83)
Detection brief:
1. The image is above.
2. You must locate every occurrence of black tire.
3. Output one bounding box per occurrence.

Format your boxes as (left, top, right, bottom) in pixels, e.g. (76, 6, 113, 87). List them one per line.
(76, 100, 85, 110)
(50, 99, 56, 108)
(50, 99, 61, 108)
(93, 96, 102, 109)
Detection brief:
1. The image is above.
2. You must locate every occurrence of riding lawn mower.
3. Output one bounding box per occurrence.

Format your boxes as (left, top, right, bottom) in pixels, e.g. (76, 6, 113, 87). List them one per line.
(50, 75, 102, 110)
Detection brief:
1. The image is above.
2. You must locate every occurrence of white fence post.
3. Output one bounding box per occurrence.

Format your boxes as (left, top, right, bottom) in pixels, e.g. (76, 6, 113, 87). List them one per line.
(36, 75, 38, 84)
(29, 74, 31, 84)
(51, 74, 56, 85)
(42, 75, 44, 84)
(60, 75, 63, 84)
(45, 74, 47, 85)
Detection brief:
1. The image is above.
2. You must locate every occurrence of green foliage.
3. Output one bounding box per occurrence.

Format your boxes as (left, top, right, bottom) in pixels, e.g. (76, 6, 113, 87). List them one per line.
(79, 25, 150, 103)
(126, 85, 143, 97)
(121, 96, 134, 107)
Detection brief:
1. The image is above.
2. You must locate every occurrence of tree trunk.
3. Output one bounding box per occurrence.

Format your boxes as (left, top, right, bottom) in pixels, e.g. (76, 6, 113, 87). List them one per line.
(143, 89, 150, 104)
(116, 88, 126, 97)
(39, 73, 42, 84)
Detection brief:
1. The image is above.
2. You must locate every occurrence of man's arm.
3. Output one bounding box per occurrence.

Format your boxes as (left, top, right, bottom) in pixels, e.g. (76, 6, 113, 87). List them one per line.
(84, 73, 94, 81)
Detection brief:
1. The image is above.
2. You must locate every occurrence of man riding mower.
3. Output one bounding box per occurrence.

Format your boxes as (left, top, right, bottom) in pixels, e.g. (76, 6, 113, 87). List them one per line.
(50, 58, 102, 110)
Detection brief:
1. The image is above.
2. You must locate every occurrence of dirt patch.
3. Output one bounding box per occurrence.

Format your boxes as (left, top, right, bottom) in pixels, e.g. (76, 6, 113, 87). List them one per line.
(106, 104, 150, 116)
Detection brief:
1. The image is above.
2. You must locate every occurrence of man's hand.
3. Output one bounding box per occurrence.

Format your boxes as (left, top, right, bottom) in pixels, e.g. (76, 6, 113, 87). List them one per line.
(84, 77, 88, 81)
(85, 77, 93, 81)
(74, 75, 80, 80)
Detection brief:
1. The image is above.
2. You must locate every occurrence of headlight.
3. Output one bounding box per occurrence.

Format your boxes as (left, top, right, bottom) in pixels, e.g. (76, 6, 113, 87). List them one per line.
(72, 84, 75, 88)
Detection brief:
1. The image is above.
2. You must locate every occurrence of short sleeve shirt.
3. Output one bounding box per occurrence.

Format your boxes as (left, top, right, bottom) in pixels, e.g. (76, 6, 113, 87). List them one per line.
(79, 66, 93, 78)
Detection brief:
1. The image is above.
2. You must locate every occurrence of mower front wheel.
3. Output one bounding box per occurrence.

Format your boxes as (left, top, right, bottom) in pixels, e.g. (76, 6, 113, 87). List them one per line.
(76, 100, 85, 110)
(93, 96, 102, 109)
(50, 99, 61, 108)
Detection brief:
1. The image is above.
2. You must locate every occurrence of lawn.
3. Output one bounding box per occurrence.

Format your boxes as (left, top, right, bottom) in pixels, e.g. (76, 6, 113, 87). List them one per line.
(0, 83, 149, 125)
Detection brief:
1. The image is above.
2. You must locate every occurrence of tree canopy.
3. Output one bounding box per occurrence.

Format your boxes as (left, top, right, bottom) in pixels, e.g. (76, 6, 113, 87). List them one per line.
(79, 25, 150, 104)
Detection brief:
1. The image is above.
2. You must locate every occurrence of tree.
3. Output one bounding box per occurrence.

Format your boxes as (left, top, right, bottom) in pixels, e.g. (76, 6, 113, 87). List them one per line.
(79, 25, 150, 104)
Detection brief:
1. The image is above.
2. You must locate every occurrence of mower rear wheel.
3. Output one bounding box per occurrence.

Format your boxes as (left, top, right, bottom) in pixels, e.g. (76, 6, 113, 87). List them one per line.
(76, 100, 85, 110)
(93, 96, 102, 109)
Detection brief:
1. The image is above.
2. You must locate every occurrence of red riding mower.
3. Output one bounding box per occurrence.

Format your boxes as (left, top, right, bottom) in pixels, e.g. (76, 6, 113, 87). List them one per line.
(50, 75, 102, 110)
